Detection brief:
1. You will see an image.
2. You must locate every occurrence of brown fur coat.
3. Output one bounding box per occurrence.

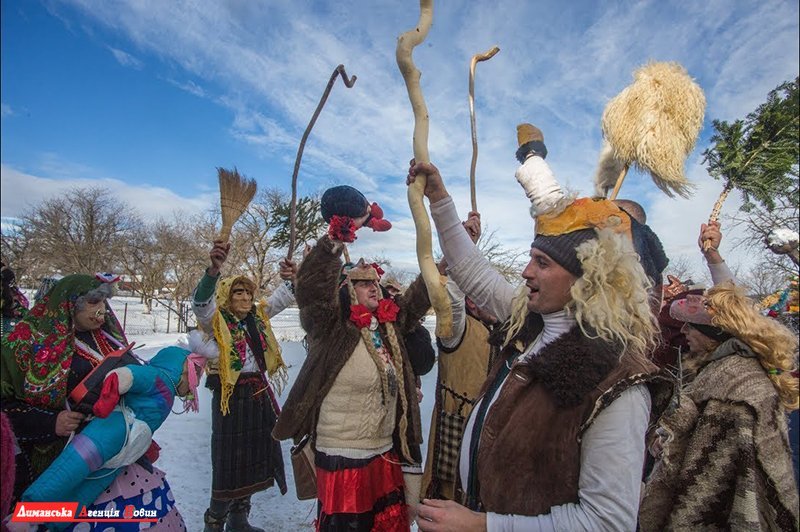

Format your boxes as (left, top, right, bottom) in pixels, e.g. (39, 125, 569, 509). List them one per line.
(272, 236, 430, 463)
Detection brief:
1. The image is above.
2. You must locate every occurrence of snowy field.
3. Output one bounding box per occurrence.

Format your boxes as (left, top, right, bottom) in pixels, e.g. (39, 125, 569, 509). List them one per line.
(130, 307, 439, 531)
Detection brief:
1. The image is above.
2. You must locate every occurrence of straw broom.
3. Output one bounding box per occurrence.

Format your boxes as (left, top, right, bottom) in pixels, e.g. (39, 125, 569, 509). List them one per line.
(397, 0, 452, 339)
(596, 62, 705, 200)
(217, 167, 257, 242)
(469, 45, 500, 213)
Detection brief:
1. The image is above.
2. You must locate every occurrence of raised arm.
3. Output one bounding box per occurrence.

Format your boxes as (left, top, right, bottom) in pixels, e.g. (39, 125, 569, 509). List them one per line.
(192, 239, 229, 331)
(394, 274, 432, 335)
(294, 236, 345, 339)
(698, 221, 736, 285)
(261, 257, 297, 318)
(408, 162, 517, 322)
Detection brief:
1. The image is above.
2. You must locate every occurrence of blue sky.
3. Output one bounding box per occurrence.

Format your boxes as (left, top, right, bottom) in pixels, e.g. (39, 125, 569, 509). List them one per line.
(2, 0, 798, 277)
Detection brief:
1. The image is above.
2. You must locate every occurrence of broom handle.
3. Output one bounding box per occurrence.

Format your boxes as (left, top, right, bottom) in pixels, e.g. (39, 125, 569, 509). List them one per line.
(469, 45, 500, 213)
(342, 246, 351, 264)
(702, 181, 733, 251)
(608, 164, 629, 200)
(288, 65, 357, 260)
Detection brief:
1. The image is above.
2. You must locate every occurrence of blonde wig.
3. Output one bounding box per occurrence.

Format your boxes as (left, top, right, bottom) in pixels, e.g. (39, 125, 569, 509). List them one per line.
(706, 282, 799, 411)
(346, 281, 413, 460)
(502, 284, 530, 349)
(572, 228, 659, 362)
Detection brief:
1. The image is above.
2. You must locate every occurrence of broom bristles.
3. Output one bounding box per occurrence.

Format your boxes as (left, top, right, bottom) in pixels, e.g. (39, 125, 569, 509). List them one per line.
(601, 61, 705, 198)
(218, 166, 257, 241)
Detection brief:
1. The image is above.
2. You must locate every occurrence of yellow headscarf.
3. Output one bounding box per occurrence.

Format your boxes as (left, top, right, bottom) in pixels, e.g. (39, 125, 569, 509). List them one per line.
(208, 276, 287, 415)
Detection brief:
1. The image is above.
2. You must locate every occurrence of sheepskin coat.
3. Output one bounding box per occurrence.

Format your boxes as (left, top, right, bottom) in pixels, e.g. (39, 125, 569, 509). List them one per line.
(272, 236, 430, 463)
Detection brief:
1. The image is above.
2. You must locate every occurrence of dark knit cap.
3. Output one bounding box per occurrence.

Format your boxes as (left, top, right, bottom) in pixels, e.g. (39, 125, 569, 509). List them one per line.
(531, 228, 597, 278)
(628, 215, 669, 286)
(321, 185, 368, 223)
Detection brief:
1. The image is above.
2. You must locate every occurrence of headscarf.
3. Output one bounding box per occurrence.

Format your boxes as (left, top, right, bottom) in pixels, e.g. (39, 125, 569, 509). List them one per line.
(209, 275, 287, 415)
(0, 274, 126, 410)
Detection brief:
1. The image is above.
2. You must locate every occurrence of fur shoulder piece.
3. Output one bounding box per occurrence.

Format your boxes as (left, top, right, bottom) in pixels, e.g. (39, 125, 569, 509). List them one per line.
(526, 326, 621, 408)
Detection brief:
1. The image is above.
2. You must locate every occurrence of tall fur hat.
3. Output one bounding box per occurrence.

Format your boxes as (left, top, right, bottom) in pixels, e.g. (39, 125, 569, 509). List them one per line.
(514, 123, 633, 276)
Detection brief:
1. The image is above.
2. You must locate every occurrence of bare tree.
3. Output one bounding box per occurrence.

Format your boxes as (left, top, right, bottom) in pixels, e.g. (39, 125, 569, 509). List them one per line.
(224, 189, 325, 290)
(663, 255, 698, 284)
(475, 227, 527, 283)
(155, 215, 210, 313)
(4, 187, 141, 281)
(739, 258, 792, 299)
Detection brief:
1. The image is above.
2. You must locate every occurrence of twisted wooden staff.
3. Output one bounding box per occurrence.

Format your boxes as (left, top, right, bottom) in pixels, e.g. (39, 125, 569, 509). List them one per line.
(288, 65, 357, 260)
(396, 0, 452, 338)
(469, 45, 499, 213)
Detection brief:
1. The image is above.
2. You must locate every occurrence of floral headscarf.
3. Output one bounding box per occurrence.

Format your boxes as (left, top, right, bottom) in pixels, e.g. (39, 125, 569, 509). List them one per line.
(0, 274, 126, 410)
(209, 275, 287, 415)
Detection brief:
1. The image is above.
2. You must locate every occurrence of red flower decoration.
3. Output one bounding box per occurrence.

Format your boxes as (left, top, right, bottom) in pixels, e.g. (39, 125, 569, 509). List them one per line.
(349, 304, 374, 328)
(376, 299, 399, 323)
(29, 305, 45, 318)
(328, 215, 357, 243)
(370, 263, 385, 278)
(8, 323, 32, 342)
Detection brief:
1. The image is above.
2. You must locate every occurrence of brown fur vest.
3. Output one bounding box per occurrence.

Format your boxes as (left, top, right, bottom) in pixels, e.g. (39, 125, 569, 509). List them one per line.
(272, 236, 430, 463)
(460, 313, 670, 515)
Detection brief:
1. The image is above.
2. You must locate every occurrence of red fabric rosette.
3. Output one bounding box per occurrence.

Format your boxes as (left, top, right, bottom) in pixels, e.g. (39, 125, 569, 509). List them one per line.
(376, 299, 399, 323)
(328, 215, 357, 243)
(349, 304, 374, 328)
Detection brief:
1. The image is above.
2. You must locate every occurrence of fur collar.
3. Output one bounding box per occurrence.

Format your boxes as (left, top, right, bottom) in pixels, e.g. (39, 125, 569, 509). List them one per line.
(512, 320, 622, 408)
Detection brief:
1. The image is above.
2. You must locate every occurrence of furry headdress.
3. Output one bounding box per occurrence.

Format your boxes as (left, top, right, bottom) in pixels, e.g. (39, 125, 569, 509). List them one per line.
(595, 61, 705, 198)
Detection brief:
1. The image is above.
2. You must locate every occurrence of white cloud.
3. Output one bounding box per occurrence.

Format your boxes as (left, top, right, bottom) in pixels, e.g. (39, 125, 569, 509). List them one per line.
(1, 164, 216, 221)
(166, 78, 207, 98)
(107, 46, 144, 70)
(1, 103, 12, 117)
(8, 0, 798, 277)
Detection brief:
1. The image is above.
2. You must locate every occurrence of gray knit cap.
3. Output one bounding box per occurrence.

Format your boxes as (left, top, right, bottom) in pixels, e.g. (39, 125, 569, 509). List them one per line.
(531, 229, 597, 278)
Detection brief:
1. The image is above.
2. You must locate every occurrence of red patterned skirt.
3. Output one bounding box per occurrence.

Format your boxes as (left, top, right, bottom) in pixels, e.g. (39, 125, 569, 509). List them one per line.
(315, 450, 409, 532)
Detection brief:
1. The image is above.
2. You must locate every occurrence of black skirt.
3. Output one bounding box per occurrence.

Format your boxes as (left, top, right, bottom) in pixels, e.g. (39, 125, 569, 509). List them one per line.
(207, 373, 287, 500)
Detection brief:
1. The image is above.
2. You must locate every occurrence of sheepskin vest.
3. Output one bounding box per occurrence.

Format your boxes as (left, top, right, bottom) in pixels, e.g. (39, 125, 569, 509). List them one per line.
(461, 313, 668, 516)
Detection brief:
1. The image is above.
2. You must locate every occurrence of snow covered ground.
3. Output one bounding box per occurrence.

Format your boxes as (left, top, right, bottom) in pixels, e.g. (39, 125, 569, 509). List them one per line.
(131, 308, 439, 531)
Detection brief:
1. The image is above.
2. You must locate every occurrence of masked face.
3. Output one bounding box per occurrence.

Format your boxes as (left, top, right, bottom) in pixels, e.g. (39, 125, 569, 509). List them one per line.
(73, 300, 107, 332)
(521, 248, 577, 314)
(680, 322, 720, 355)
(229, 283, 253, 320)
(353, 280, 380, 312)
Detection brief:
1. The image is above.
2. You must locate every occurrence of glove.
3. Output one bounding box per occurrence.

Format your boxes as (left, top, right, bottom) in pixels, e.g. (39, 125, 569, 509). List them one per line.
(364, 203, 392, 232)
(93, 372, 120, 418)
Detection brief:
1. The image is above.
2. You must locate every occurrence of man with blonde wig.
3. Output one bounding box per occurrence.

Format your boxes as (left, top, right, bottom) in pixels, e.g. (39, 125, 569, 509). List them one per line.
(408, 124, 668, 531)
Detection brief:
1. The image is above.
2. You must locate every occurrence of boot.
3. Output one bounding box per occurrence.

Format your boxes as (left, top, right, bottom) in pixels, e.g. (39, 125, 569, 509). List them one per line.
(225, 497, 265, 532)
(203, 498, 230, 532)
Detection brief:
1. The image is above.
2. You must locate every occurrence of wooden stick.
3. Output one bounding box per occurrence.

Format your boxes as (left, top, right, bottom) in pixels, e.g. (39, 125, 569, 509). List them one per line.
(396, 0, 452, 339)
(703, 181, 733, 251)
(608, 164, 629, 201)
(469, 46, 500, 213)
(288, 65, 357, 260)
